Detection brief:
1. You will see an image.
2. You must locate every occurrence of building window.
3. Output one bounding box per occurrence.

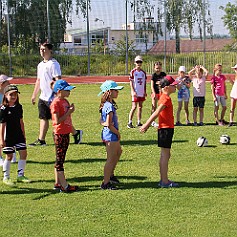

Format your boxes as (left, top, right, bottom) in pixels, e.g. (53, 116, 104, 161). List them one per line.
(135, 34, 148, 43)
(74, 37, 82, 45)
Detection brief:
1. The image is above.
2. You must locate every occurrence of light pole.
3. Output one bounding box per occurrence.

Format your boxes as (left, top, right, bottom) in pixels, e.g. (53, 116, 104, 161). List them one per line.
(125, 0, 128, 75)
(46, 0, 51, 42)
(6, 0, 12, 76)
(86, 0, 90, 75)
(95, 18, 106, 55)
(163, 0, 167, 72)
(202, 0, 206, 66)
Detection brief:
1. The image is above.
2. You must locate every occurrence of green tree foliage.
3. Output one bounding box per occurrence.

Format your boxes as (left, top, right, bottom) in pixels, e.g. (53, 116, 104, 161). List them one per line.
(132, 0, 213, 54)
(220, 2, 237, 39)
(0, 0, 90, 53)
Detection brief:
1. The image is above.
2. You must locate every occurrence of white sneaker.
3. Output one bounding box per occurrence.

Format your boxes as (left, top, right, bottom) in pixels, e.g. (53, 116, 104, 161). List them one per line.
(11, 152, 17, 163)
(151, 121, 159, 128)
(0, 157, 4, 167)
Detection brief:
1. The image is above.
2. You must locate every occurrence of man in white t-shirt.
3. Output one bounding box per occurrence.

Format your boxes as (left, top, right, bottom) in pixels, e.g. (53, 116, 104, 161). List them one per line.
(29, 43, 61, 146)
(127, 55, 147, 128)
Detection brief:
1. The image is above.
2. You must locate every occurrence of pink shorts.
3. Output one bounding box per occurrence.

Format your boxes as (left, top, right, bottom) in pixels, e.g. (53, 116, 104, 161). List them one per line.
(132, 96, 145, 102)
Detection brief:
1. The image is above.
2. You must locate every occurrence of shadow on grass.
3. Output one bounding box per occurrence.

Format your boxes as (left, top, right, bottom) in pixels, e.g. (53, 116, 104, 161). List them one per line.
(173, 139, 189, 143)
(27, 157, 132, 165)
(178, 181, 237, 188)
(87, 140, 158, 146)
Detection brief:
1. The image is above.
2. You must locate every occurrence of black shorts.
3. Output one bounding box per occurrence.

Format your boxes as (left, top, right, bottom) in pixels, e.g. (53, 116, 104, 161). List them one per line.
(193, 97, 205, 108)
(158, 128, 174, 148)
(38, 99, 51, 120)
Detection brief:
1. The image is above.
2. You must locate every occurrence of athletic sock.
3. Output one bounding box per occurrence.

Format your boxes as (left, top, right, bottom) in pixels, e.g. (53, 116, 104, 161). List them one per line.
(3, 159, 11, 179)
(17, 159, 26, 177)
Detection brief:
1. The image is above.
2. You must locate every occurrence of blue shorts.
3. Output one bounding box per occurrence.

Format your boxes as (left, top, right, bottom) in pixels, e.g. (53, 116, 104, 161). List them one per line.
(101, 127, 119, 142)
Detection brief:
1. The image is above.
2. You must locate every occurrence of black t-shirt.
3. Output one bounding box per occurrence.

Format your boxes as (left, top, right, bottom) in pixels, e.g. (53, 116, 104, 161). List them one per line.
(151, 72, 167, 94)
(0, 103, 25, 144)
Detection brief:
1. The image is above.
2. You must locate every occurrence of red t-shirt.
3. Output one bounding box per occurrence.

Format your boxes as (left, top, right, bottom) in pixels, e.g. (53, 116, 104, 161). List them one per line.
(50, 97, 73, 134)
(158, 93, 174, 129)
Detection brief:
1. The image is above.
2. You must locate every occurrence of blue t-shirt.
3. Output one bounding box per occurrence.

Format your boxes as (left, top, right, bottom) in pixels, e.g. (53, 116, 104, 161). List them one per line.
(101, 101, 119, 142)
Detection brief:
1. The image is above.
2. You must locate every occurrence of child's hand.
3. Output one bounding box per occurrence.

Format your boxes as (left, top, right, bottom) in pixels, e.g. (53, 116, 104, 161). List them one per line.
(140, 124, 148, 133)
(69, 103, 75, 113)
(0, 141, 5, 148)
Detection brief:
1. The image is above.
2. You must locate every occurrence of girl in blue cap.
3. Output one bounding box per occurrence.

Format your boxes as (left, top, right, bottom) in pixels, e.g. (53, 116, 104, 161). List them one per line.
(98, 80, 124, 190)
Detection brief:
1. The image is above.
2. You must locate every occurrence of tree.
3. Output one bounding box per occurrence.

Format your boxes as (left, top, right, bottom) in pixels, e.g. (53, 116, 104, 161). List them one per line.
(220, 2, 237, 39)
(0, 0, 90, 53)
(132, 0, 213, 54)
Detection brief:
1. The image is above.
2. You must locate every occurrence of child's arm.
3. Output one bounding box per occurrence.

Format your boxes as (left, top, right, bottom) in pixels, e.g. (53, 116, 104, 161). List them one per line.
(20, 119, 26, 139)
(140, 104, 166, 133)
(188, 67, 196, 78)
(200, 65, 209, 77)
(53, 103, 75, 125)
(150, 80, 156, 98)
(130, 80, 137, 97)
(0, 123, 6, 148)
(211, 84, 216, 102)
(107, 111, 120, 140)
(31, 78, 40, 105)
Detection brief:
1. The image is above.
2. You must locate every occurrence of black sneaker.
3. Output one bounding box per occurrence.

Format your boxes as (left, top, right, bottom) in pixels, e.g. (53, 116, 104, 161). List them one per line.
(73, 130, 83, 144)
(53, 183, 61, 190)
(101, 182, 117, 190)
(28, 139, 46, 147)
(60, 184, 79, 193)
(110, 175, 120, 184)
(127, 123, 135, 129)
(137, 122, 143, 127)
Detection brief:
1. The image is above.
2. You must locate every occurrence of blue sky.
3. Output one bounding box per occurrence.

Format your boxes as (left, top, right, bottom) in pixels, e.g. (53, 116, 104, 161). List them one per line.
(68, 0, 236, 36)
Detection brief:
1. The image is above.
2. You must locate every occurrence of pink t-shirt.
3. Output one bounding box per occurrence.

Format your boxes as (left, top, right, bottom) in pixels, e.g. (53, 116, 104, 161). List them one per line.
(50, 97, 73, 134)
(129, 68, 147, 97)
(211, 75, 226, 96)
(192, 76, 206, 97)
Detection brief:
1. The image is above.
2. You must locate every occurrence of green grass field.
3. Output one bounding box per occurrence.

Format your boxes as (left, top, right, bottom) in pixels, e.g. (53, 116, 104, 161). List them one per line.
(1, 82, 237, 237)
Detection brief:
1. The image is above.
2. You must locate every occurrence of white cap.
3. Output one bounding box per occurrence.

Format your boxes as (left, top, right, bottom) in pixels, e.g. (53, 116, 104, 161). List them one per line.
(231, 64, 237, 69)
(0, 74, 13, 84)
(179, 66, 186, 72)
(134, 55, 143, 62)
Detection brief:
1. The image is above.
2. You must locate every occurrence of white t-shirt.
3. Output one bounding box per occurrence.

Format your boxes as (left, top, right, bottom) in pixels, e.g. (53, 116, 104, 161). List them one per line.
(192, 76, 206, 97)
(129, 68, 147, 97)
(37, 58, 61, 101)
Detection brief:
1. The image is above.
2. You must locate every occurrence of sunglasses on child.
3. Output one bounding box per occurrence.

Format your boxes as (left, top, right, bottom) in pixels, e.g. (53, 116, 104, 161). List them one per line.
(136, 61, 142, 64)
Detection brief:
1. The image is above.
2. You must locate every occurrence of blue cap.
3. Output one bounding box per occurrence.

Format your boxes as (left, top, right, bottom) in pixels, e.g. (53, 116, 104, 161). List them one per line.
(53, 79, 75, 93)
(98, 80, 124, 96)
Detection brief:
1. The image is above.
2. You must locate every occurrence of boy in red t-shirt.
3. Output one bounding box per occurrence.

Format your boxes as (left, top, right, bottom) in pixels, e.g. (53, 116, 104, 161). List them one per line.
(140, 76, 179, 188)
(50, 79, 79, 192)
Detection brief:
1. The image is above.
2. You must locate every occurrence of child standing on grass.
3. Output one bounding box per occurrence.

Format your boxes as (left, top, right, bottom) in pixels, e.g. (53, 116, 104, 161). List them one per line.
(211, 64, 228, 125)
(229, 64, 237, 126)
(0, 85, 31, 187)
(175, 66, 191, 125)
(150, 62, 166, 128)
(127, 55, 147, 128)
(50, 79, 79, 192)
(98, 80, 124, 190)
(188, 65, 208, 126)
(140, 76, 179, 188)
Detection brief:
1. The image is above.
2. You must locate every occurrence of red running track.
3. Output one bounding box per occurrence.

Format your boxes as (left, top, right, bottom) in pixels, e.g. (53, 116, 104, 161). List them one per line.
(11, 74, 235, 85)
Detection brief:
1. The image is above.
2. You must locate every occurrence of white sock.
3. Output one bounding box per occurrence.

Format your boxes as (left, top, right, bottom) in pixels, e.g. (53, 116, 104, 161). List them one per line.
(3, 159, 11, 179)
(128, 120, 132, 124)
(18, 159, 26, 177)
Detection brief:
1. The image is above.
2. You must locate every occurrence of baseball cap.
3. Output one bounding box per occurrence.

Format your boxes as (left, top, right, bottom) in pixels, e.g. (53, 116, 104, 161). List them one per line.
(53, 79, 75, 93)
(134, 55, 143, 62)
(0, 74, 13, 84)
(160, 75, 178, 88)
(179, 66, 186, 72)
(98, 80, 124, 96)
(4, 85, 20, 94)
(231, 64, 237, 69)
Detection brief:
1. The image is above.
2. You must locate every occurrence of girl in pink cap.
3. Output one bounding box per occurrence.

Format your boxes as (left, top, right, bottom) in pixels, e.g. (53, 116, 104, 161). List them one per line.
(229, 64, 237, 126)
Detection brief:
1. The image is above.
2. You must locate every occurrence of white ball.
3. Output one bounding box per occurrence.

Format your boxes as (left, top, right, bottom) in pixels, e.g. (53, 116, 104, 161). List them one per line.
(220, 135, 230, 144)
(197, 137, 208, 147)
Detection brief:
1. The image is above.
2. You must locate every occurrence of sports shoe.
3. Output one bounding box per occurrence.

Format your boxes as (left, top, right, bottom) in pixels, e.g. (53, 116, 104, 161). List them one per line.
(228, 122, 234, 127)
(0, 157, 4, 167)
(101, 182, 117, 190)
(198, 122, 204, 126)
(73, 130, 83, 144)
(3, 178, 16, 187)
(221, 119, 229, 125)
(137, 122, 143, 127)
(193, 122, 198, 126)
(158, 180, 179, 188)
(186, 120, 191, 125)
(151, 121, 159, 128)
(28, 139, 46, 147)
(175, 121, 182, 126)
(60, 184, 79, 193)
(110, 175, 120, 184)
(127, 123, 135, 129)
(11, 152, 17, 163)
(53, 183, 61, 190)
(218, 121, 224, 126)
(17, 176, 32, 183)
